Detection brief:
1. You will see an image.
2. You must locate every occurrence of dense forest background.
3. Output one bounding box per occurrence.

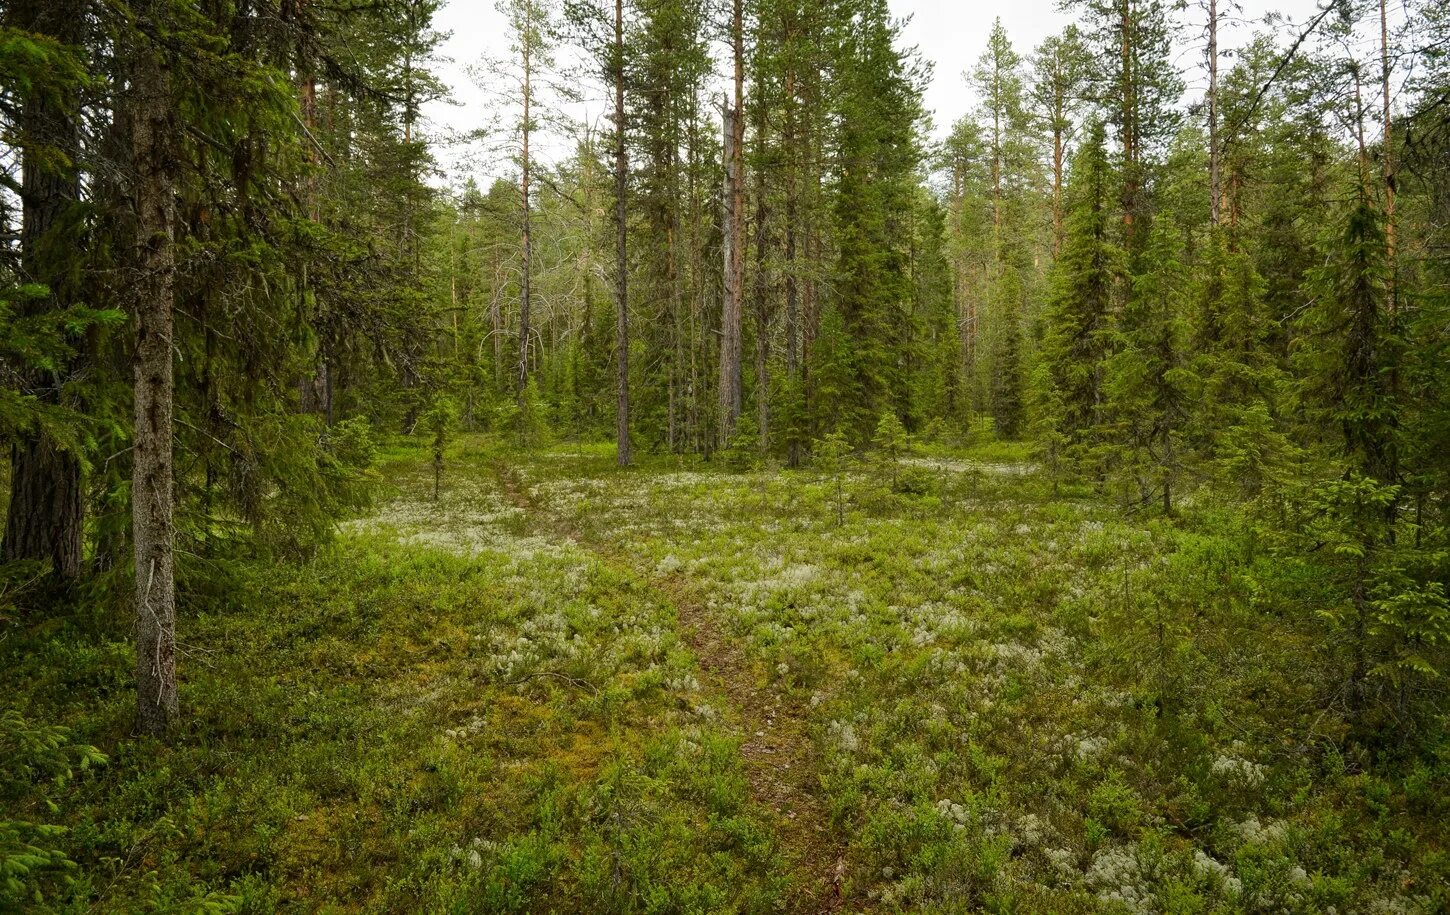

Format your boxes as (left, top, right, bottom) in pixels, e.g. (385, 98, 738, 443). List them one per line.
(3, 0, 1450, 909)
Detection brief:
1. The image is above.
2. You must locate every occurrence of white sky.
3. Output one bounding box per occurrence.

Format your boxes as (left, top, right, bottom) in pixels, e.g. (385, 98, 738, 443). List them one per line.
(420, 0, 1345, 187)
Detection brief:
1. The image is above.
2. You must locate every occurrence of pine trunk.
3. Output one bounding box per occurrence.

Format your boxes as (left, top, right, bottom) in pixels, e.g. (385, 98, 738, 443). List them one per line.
(719, 100, 743, 441)
(614, 0, 632, 466)
(130, 11, 179, 736)
(752, 97, 770, 451)
(1052, 119, 1065, 257)
(519, 43, 533, 398)
(1379, 0, 1395, 303)
(1208, 0, 1221, 227)
(784, 66, 800, 467)
(718, 0, 745, 444)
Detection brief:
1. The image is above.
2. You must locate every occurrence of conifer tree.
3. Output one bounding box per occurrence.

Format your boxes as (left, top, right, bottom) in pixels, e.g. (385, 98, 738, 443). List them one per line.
(613, 0, 631, 466)
(1032, 26, 1090, 257)
(970, 19, 1033, 250)
(1297, 193, 1399, 489)
(942, 115, 990, 413)
(1070, 0, 1184, 252)
(719, 0, 746, 443)
(1041, 121, 1120, 460)
(1104, 220, 1192, 513)
(477, 0, 573, 399)
(872, 409, 909, 490)
(990, 269, 1027, 441)
(826, 0, 925, 442)
(2, 0, 88, 581)
(128, 0, 181, 736)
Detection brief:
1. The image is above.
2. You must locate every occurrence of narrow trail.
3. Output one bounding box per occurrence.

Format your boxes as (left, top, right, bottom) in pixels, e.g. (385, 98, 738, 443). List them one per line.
(492, 461, 852, 913)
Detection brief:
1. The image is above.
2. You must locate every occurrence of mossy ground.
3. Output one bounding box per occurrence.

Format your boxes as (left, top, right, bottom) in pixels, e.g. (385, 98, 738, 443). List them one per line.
(3, 435, 1447, 912)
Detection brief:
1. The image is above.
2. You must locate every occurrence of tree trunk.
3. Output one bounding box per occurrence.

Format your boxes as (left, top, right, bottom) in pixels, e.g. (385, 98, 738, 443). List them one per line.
(3, 0, 85, 581)
(1119, 0, 1139, 244)
(1052, 117, 1065, 257)
(1208, 0, 1221, 227)
(719, 99, 743, 442)
(614, 0, 631, 466)
(752, 94, 770, 451)
(1379, 0, 1395, 305)
(718, 0, 745, 445)
(518, 38, 534, 397)
(130, 9, 179, 736)
(491, 247, 504, 389)
(784, 66, 800, 467)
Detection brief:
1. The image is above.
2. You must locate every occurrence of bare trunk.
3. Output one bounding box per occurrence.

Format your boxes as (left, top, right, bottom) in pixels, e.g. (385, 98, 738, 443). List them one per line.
(1208, 0, 1221, 227)
(131, 12, 179, 736)
(784, 67, 800, 466)
(491, 247, 504, 389)
(719, 100, 743, 441)
(5, 439, 84, 579)
(1379, 0, 1395, 303)
(614, 0, 631, 466)
(991, 100, 1002, 243)
(518, 41, 533, 397)
(718, 0, 745, 444)
(1052, 121, 1065, 257)
(752, 93, 770, 451)
(1119, 0, 1138, 243)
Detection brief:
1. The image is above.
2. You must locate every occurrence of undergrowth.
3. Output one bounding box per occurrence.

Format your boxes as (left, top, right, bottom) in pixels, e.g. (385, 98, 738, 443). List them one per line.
(3, 434, 1447, 912)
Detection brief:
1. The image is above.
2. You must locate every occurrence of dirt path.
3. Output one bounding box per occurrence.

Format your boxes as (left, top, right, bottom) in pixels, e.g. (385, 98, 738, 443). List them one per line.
(492, 462, 852, 913)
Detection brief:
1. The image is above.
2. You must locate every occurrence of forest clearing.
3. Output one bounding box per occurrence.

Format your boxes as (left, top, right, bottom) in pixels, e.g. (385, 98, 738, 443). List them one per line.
(5, 435, 1446, 912)
(3, 0, 1449, 910)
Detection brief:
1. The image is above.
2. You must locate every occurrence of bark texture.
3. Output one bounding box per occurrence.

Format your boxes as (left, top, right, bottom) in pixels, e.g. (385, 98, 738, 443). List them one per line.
(717, 0, 745, 443)
(130, 10, 180, 735)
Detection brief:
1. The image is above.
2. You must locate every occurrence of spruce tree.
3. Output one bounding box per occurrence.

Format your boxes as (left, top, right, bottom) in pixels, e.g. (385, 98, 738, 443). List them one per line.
(1041, 121, 1120, 462)
(826, 0, 925, 442)
(990, 268, 1026, 440)
(1103, 220, 1192, 513)
(2, 0, 89, 581)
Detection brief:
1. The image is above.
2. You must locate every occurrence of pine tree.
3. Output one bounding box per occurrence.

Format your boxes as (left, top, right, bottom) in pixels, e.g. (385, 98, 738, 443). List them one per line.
(612, 0, 632, 466)
(942, 115, 990, 414)
(970, 20, 1034, 251)
(1070, 0, 1184, 253)
(718, 0, 746, 443)
(1032, 26, 1090, 257)
(629, 0, 711, 452)
(476, 0, 573, 399)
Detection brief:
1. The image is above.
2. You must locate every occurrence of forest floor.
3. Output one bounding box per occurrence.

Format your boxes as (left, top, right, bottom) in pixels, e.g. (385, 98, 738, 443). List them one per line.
(493, 459, 849, 910)
(4, 434, 1448, 913)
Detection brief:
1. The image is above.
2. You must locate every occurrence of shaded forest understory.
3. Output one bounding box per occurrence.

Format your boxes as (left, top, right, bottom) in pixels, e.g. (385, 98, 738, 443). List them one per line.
(5, 436, 1449, 912)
